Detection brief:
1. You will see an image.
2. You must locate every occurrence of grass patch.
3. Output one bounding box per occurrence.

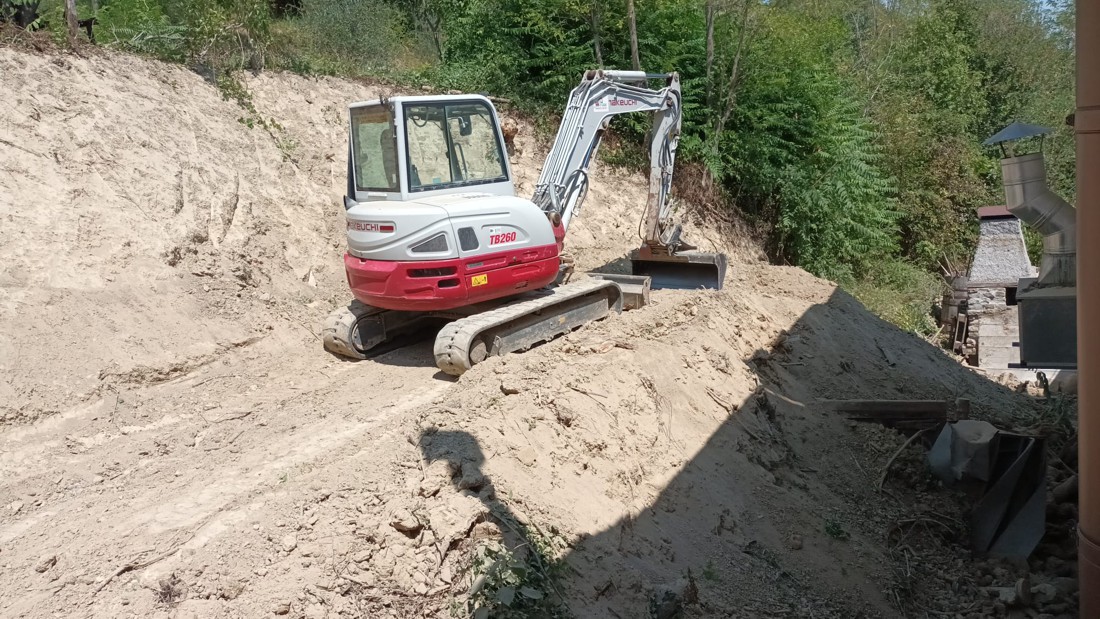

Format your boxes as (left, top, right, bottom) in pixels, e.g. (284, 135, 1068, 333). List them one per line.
(847, 259, 944, 338)
(824, 519, 850, 541)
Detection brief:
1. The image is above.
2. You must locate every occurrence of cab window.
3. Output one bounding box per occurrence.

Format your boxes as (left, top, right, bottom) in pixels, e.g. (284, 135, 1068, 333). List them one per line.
(350, 105, 399, 192)
(404, 101, 507, 192)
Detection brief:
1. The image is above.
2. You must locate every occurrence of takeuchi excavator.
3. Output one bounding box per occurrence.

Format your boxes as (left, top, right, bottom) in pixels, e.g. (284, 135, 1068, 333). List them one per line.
(323, 70, 727, 374)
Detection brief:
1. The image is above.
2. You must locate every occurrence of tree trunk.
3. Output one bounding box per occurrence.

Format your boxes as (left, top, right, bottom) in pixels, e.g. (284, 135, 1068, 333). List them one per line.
(715, 0, 753, 137)
(627, 0, 641, 71)
(592, 2, 604, 68)
(428, 14, 444, 62)
(64, 0, 79, 46)
(705, 0, 716, 108)
(411, 1, 444, 61)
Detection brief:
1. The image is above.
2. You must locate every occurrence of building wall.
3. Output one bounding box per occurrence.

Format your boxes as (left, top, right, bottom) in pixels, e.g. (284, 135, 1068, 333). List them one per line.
(969, 286, 1008, 314)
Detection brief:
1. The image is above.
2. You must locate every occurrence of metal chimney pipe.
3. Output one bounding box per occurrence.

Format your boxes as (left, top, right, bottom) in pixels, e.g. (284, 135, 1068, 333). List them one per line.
(1078, 1, 1100, 616)
(1000, 153, 1076, 287)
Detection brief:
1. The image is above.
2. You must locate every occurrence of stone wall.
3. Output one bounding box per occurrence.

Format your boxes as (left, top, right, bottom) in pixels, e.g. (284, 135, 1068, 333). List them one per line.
(963, 215, 1032, 367)
(964, 286, 1019, 367)
(964, 287, 1004, 363)
(968, 286, 1008, 314)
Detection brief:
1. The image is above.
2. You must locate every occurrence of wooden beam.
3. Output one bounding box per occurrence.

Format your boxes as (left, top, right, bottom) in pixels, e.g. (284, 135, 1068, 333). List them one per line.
(825, 400, 949, 415)
(821, 399, 952, 431)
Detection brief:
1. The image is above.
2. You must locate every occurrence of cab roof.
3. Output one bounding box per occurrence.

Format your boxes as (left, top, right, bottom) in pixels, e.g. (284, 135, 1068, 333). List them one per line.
(347, 94, 494, 110)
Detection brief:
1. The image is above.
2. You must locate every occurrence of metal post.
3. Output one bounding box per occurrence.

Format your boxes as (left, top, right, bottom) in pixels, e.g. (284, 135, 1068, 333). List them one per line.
(1077, 1, 1100, 616)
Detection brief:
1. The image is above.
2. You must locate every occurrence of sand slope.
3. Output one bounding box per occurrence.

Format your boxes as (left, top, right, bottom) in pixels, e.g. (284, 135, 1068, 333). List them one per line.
(0, 46, 1045, 619)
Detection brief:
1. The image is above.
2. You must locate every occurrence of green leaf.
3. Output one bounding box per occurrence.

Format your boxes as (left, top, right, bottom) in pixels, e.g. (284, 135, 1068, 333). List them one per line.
(497, 585, 516, 606)
(469, 574, 487, 597)
(473, 606, 490, 619)
(519, 586, 544, 600)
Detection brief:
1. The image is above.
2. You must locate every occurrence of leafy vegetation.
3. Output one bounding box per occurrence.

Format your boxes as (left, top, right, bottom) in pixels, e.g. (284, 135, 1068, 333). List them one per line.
(848, 260, 943, 336)
(459, 511, 571, 619)
(824, 518, 851, 541)
(28, 0, 1076, 333)
(36, 0, 270, 69)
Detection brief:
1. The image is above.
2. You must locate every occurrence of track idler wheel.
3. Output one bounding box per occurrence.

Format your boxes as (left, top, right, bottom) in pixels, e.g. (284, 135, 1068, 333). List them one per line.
(322, 300, 376, 360)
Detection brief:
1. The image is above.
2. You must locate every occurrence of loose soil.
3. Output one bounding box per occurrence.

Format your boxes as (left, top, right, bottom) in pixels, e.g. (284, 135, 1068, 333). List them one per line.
(0, 46, 1077, 618)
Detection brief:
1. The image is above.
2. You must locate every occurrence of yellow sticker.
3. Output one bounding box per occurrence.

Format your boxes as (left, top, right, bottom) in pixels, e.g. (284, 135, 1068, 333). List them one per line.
(471, 274, 488, 287)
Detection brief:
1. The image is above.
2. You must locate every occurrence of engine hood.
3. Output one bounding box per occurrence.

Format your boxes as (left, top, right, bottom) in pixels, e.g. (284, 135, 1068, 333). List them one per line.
(344, 193, 556, 263)
(407, 192, 515, 212)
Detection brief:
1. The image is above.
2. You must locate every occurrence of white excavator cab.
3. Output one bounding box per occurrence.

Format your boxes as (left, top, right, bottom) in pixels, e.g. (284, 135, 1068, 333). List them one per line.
(346, 96, 515, 204)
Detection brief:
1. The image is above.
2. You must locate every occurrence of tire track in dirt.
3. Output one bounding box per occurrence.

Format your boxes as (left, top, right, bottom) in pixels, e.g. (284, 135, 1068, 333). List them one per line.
(0, 332, 451, 616)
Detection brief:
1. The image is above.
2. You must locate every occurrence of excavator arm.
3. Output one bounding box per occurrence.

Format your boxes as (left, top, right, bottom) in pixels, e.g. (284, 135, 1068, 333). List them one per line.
(534, 70, 725, 289)
(533, 70, 680, 244)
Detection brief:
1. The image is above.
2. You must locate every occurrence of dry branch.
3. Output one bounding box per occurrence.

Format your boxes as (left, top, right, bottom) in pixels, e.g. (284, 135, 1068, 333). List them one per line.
(878, 428, 932, 490)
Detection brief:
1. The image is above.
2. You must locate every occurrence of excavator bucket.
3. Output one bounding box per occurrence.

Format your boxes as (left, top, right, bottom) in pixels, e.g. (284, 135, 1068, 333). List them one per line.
(630, 248, 728, 290)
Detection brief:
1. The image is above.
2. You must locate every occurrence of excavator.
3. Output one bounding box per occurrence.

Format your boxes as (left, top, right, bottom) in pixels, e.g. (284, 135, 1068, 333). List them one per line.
(322, 70, 727, 375)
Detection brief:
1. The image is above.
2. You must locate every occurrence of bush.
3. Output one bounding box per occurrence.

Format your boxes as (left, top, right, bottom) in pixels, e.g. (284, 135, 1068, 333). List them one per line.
(169, 0, 271, 71)
(44, 0, 270, 70)
(715, 11, 898, 283)
(93, 0, 187, 61)
(848, 259, 944, 337)
(268, 0, 418, 76)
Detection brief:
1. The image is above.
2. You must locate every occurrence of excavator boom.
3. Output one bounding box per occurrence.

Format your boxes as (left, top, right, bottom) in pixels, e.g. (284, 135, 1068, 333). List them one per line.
(534, 70, 726, 289)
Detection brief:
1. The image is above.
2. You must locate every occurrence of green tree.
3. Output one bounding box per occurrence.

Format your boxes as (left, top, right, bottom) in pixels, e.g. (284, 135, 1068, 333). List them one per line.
(717, 10, 897, 282)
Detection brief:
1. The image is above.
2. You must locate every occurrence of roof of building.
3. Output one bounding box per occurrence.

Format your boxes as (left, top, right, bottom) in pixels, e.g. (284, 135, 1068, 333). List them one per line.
(977, 205, 1015, 219)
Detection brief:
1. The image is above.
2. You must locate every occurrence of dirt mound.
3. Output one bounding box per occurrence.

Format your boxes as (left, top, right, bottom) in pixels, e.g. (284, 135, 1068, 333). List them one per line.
(0, 46, 1065, 619)
(0, 48, 351, 425)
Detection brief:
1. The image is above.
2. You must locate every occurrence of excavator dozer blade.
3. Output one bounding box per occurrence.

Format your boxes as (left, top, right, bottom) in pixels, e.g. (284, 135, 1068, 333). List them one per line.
(630, 249, 727, 290)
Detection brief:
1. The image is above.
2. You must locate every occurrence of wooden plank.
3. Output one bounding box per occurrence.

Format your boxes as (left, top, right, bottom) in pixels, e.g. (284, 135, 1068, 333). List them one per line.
(846, 415, 947, 425)
(822, 399, 949, 431)
(952, 312, 968, 353)
(826, 400, 949, 415)
(889, 420, 946, 431)
(847, 415, 946, 427)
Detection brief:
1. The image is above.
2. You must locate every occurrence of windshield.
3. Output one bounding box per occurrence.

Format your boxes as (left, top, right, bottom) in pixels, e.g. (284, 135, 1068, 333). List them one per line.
(404, 101, 507, 192)
(350, 104, 399, 192)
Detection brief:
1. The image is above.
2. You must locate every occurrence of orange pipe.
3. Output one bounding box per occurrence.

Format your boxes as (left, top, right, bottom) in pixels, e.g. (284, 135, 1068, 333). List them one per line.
(1078, 1, 1100, 617)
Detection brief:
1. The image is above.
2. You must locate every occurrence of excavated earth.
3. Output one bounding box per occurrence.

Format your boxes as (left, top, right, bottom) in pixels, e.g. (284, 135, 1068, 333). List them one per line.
(0, 46, 1079, 618)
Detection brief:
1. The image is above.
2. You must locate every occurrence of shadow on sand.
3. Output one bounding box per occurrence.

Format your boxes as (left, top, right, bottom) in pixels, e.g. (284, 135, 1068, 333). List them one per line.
(414, 287, 1074, 618)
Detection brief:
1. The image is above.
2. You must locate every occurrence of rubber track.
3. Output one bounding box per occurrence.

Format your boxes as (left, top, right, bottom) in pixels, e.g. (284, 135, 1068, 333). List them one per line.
(321, 301, 381, 360)
(433, 278, 621, 376)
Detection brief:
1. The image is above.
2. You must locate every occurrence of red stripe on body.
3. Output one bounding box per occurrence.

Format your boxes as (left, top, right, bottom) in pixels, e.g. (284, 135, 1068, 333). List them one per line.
(345, 243, 561, 312)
